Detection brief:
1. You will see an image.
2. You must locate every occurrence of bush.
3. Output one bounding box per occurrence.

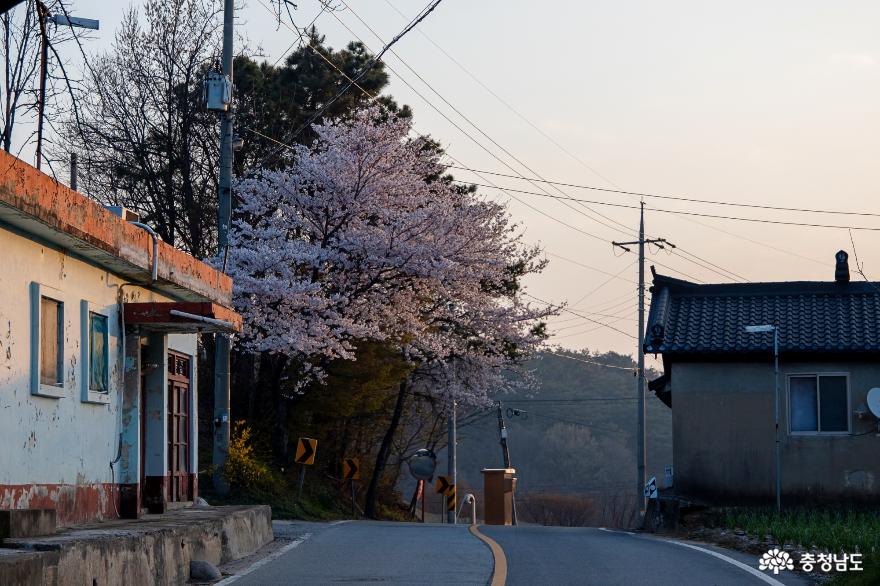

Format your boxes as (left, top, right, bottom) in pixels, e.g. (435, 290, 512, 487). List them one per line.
(222, 421, 283, 497)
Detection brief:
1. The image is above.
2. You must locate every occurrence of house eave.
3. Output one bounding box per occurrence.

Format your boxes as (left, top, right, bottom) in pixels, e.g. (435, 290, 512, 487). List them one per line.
(0, 150, 232, 306)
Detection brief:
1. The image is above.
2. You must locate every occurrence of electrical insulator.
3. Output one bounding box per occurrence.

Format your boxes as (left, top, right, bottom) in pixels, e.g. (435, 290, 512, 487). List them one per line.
(204, 71, 232, 112)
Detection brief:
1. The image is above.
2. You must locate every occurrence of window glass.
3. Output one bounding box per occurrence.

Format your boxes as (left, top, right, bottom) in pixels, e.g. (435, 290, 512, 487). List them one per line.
(89, 313, 108, 392)
(40, 297, 61, 386)
(819, 376, 848, 432)
(790, 376, 818, 432)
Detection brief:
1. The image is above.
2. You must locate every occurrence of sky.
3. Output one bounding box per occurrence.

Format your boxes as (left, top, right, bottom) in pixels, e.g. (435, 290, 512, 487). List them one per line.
(42, 1, 880, 358)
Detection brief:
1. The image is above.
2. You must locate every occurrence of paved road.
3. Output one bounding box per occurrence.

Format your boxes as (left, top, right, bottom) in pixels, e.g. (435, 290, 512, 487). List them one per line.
(482, 525, 811, 586)
(224, 521, 813, 586)
(228, 520, 492, 585)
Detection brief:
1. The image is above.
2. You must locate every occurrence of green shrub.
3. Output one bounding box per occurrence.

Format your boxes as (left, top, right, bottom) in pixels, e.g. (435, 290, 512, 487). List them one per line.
(721, 507, 880, 553)
(222, 421, 283, 497)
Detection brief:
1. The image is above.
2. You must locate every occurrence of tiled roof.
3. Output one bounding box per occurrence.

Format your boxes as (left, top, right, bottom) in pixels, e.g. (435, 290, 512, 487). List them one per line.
(644, 274, 880, 356)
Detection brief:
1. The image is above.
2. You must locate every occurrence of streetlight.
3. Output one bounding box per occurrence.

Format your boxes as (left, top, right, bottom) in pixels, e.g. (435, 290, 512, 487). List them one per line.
(745, 324, 781, 512)
(34, 2, 100, 170)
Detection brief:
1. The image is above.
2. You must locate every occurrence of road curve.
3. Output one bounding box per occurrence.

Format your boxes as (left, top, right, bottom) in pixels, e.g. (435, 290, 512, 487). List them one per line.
(481, 525, 811, 586)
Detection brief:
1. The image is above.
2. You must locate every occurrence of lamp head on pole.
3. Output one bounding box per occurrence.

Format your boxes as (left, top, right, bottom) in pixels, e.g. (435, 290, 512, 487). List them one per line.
(745, 325, 776, 334)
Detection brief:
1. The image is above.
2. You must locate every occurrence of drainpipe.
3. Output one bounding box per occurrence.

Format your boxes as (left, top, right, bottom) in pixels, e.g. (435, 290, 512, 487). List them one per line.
(129, 222, 159, 282)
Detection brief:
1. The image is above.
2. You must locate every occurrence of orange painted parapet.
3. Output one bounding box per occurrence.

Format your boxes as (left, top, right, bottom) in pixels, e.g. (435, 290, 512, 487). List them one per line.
(0, 150, 232, 306)
(124, 301, 243, 333)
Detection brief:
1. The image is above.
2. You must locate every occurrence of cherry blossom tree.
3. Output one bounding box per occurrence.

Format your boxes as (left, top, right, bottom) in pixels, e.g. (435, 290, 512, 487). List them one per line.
(228, 105, 555, 466)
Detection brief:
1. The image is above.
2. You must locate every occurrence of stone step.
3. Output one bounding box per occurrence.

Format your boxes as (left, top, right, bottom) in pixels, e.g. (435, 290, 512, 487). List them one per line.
(0, 548, 59, 586)
(0, 509, 57, 539)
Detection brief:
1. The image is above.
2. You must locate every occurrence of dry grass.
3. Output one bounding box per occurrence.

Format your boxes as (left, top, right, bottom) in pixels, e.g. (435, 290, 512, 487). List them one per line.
(517, 492, 638, 528)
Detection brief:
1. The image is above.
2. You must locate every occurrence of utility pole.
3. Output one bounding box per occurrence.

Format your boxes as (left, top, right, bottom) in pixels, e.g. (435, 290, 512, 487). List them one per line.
(447, 393, 456, 524)
(496, 403, 518, 525)
(35, 1, 48, 170)
(212, 0, 235, 495)
(69, 152, 77, 191)
(612, 202, 673, 518)
(34, 5, 99, 171)
(496, 402, 511, 468)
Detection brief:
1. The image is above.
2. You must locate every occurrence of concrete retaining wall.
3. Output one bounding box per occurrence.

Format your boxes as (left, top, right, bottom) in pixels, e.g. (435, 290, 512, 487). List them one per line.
(2, 505, 273, 586)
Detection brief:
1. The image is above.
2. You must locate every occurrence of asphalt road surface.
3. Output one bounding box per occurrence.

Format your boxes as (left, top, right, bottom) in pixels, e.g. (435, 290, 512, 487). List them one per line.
(482, 525, 811, 586)
(227, 520, 492, 585)
(223, 521, 813, 585)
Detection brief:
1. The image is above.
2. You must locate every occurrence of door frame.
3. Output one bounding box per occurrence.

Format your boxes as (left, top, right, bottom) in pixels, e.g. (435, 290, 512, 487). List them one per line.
(167, 350, 193, 503)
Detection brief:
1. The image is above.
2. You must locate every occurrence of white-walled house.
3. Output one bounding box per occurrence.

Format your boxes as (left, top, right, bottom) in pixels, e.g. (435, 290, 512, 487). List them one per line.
(0, 152, 241, 525)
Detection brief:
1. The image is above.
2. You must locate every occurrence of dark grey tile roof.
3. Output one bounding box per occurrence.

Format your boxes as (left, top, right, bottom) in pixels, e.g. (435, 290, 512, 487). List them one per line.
(644, 274, 880, 356)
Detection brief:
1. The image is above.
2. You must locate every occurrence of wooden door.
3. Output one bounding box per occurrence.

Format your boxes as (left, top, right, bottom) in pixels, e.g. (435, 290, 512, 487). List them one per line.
(167, 352, 192, 502)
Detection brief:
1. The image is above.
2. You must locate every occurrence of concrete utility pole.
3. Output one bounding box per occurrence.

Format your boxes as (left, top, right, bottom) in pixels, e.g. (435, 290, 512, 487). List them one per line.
(496, 403, 518, 525)
(69, 152, 77, 191)
(612, 202, 673, 517)
(496, 403, 511, 468)
(34, 4, 99, 171)
(35, 1, 48, 170)
(212, 0, 235, 495)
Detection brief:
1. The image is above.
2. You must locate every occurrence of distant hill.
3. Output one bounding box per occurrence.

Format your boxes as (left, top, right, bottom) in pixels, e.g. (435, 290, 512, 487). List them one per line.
(432, 348, 672, 524)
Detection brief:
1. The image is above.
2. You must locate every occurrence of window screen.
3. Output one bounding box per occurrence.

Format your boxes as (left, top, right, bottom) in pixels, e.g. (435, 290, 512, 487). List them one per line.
(790, 376, 818, 432)
(789, 374, 849, 433)
(89, 313, 108, 392)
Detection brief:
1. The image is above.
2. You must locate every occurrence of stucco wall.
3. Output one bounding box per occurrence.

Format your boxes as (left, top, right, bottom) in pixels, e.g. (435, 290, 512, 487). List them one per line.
(0, 225, 198, 523)
(673, 360, 880, 503)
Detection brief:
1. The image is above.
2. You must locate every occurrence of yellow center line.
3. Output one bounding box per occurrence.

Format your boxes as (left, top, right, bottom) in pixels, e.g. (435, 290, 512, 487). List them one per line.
(469, 525, 507, 586)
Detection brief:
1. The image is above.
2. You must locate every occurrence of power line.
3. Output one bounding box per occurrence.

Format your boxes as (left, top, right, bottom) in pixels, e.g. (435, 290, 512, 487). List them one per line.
(458, 181, 880, 232)
(448, 165, 880, 219)
(545, 252, 637, 284)
(382, 0, 620, 190)
(329, 0, 641, 241)
(551, 316, 634, 341)
(524, 293, 636, 339)
(528, 412, 628, 435)
(540, 351, 638, 372)
(673, 247, 747, 282)
(569, 262, 638, 307)
(281, 0, 445, 146)
(553, 308, 638, 329)
(252, 0, 716, 285)
(574, 295, 638, 314)
(377, 1, 751, 285)
(271, 2, 333, 67)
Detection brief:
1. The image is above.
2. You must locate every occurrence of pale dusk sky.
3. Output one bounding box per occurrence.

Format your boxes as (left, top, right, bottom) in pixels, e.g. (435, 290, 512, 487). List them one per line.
(46, 1, 880, 358)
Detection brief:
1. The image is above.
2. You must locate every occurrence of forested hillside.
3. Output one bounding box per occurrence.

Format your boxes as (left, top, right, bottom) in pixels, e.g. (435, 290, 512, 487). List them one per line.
(427, 348, 672, 525)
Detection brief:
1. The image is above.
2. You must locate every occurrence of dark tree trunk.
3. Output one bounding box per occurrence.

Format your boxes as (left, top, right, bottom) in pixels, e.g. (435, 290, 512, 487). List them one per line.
(364, 378, 409, 519)
(268, 353, 291, 466)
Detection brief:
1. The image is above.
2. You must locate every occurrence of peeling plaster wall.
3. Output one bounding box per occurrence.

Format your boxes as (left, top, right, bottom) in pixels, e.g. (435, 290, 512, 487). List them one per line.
(0, 225, 199, 524)
(673, 360, 880, 503)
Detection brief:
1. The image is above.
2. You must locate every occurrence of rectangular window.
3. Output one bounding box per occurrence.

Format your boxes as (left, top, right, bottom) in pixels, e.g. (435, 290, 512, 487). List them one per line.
(89, 313, 108, 392)
(39, 297, 62, 386)
(80, 300, 111, 404)
(789, 374, 849, 434)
